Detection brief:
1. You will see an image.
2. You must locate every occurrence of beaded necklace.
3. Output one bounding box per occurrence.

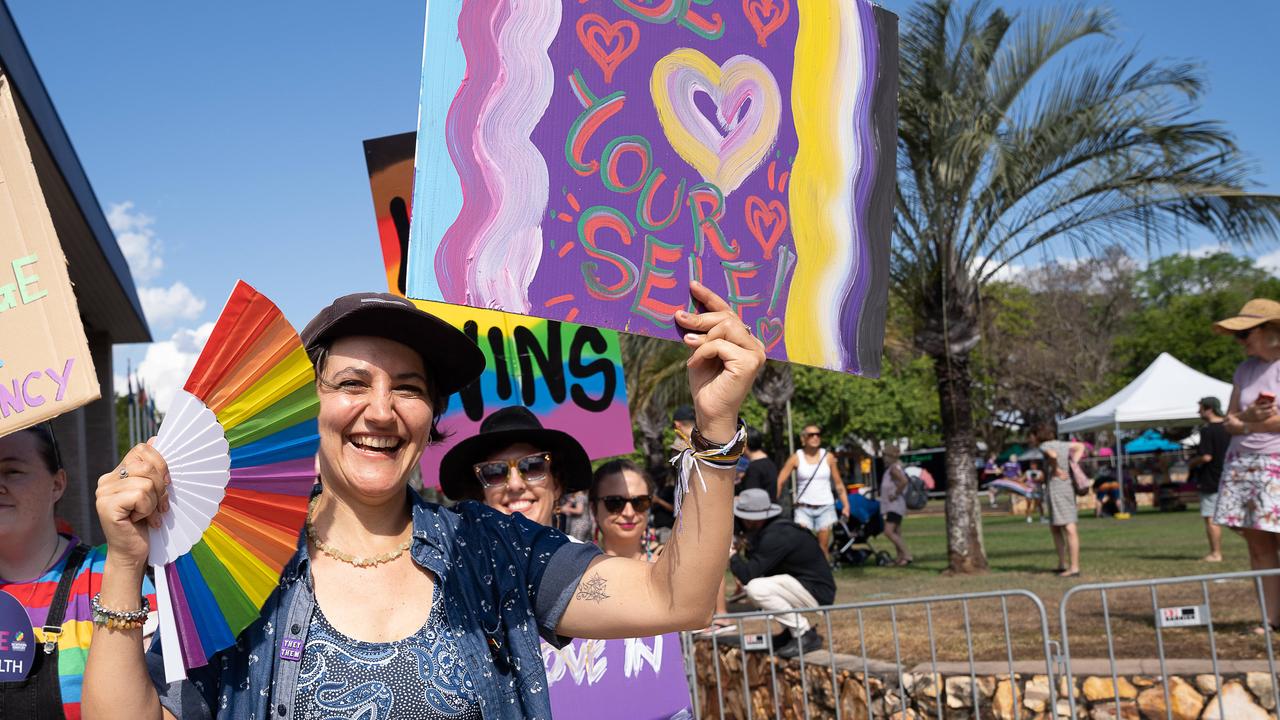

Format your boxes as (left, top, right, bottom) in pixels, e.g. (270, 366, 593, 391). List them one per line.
(304, 495, 412, 568)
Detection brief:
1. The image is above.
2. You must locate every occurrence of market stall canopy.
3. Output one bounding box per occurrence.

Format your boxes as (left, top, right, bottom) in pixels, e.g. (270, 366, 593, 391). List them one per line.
(1124, 429, 1182, 454)
(1057, 353, 1232, 434)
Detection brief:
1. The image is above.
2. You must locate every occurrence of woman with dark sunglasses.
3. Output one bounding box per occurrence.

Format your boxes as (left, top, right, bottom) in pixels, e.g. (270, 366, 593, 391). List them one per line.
(589, 460, 658, 561)
(438, 405, 593, 528)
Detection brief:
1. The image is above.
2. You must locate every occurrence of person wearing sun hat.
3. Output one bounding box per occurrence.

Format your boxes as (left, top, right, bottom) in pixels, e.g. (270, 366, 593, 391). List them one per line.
(728, 488, 835, 658)
(439, 405, 592, 528)
(84, 282, 764, 720)
(1208, 298, 1280, 632)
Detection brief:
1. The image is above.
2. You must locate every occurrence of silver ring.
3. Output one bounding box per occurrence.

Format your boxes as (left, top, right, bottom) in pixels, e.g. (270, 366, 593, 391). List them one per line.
(119, 467, 129, 478)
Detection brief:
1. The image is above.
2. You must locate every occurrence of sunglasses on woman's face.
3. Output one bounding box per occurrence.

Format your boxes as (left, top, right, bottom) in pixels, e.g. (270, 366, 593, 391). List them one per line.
(474, 453, 551, 489)
(1235, 327, 1257, 341)
(599, 495, 652, 514)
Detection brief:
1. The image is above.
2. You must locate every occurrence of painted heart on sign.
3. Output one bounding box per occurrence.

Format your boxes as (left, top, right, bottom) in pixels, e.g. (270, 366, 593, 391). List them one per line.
(744, 195, 788, 259)
(651, 49, 781, 196)
(755, 316, 784, 351)
(743, 0, 789, 47)
(577, 14, 640, 84)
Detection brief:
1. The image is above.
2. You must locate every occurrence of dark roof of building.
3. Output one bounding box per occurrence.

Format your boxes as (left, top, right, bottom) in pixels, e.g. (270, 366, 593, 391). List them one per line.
(0, 1, 149, 342)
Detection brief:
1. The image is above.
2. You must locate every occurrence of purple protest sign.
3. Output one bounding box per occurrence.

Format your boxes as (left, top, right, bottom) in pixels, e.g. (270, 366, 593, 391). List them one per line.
(407, 0, 897, 375)
(0, 589, 35, 681)
(542, 633, 692, 719)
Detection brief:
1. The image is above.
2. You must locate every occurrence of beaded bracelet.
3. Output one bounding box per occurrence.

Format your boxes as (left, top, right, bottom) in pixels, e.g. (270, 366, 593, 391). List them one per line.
(669, 419, 749, 525)
(91, 592, 150, 630)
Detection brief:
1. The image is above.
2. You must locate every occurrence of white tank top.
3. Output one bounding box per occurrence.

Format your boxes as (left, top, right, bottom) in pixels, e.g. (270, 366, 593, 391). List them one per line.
(794, 449, 834, 505)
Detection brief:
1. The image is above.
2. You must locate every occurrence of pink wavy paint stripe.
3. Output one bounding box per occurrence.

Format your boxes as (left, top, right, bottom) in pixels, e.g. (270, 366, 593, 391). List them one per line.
(228, 457, 316, 496)
(437, 0, 506, 304)
(465, 0, 559, 312)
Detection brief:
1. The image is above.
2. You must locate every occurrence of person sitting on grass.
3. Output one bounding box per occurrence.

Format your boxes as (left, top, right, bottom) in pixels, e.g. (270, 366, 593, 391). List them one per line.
(728, 489, 835, 658)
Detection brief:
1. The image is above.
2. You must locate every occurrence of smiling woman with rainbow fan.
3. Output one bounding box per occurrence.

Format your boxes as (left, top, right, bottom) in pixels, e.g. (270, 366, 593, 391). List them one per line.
(83, 281, 763, 720)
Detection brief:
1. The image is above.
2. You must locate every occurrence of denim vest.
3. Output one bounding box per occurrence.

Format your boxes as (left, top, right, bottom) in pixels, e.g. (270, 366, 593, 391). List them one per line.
(147, 490, 599, 720)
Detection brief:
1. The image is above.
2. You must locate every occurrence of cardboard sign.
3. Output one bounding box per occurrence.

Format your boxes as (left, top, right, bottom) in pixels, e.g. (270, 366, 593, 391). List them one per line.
(543, 634, 693, 719)
(363, 134, 634, 488)
(405, 0, 897, 375)
(0, 77, 100, 435)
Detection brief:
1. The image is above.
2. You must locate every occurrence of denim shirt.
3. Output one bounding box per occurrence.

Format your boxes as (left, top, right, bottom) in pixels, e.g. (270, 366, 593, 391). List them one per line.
(146, 490, 600, 720)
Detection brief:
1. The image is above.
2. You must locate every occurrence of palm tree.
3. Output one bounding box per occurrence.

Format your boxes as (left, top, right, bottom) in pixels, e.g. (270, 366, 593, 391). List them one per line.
(895, 0, 1280, 573)
(753, 361, 795, 463)
(619, 335, 690, 470)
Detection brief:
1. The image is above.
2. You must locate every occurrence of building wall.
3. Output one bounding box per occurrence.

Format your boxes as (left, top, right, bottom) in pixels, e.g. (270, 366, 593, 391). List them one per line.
(52, 330, 114, 544)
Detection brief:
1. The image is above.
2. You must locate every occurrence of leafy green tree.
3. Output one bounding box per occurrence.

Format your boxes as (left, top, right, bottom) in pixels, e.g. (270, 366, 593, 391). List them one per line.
(1112, 252, 1280, 383)
(895, 0, 1280, 572)
(792, 355, 941, 453)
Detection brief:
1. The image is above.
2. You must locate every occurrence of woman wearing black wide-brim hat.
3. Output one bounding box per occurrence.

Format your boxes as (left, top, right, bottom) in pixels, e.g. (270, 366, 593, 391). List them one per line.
(439, 406, 592, 527)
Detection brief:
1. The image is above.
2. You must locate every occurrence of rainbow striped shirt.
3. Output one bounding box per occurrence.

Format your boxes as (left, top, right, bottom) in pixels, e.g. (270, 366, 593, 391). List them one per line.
(0, 537, 156, 720)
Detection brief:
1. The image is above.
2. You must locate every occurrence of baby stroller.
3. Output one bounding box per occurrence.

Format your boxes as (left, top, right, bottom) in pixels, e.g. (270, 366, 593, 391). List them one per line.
(830, 492, 893, 568)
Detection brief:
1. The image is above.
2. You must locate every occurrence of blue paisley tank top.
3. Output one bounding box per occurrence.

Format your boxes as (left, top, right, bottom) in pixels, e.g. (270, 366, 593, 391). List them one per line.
(297, 590, 481, 719)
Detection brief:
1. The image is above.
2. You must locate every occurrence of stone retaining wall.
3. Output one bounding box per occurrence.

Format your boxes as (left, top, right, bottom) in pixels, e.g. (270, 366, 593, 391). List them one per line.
(691, 642, 1279, 719)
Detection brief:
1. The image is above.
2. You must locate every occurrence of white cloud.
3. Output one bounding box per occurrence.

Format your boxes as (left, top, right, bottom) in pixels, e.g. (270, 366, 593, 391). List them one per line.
(1258, 248, 1280, 276)
(138, 282, 207, 328)
(118, 322, 216, 413)
(107, 201, 163, 282)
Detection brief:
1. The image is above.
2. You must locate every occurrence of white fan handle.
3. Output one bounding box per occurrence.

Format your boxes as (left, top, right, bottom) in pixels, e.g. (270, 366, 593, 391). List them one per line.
(153, 564, 188, 683)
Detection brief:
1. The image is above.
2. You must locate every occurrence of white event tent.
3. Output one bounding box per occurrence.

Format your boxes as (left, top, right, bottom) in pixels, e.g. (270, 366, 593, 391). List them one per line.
(1058, 352, 1232, 434)
(1057, 352, 1232, 512)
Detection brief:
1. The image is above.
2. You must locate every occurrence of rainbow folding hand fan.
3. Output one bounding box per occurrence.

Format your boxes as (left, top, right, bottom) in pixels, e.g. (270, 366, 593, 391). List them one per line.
(149, 281, 319, 682)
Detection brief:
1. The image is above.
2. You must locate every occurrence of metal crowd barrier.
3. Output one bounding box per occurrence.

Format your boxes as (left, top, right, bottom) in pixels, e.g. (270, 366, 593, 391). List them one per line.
(685, 588, 1057, 720)
(1059, 567, 1280, 720)
(681, 567, 1280, 719)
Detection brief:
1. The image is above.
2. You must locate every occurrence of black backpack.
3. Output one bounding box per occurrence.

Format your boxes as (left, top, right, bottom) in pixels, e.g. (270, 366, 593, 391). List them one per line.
(904, 474, 929, 510)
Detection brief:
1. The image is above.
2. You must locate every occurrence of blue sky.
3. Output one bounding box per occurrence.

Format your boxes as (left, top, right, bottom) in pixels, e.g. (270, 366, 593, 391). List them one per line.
(8, 0, 1278, 409)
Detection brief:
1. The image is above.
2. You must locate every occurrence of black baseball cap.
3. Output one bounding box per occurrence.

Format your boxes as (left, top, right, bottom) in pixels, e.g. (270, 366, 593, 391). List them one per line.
(300, 292, 484, 396)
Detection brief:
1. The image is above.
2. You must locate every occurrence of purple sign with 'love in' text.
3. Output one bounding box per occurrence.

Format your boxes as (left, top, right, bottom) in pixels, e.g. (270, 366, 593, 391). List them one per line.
(408, 0, 897, 375)
(0, 589, 36, 681)
(543, 633, 692, 719)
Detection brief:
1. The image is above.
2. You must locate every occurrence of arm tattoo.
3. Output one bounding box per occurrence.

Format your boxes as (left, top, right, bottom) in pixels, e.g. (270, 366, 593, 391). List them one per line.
(575, 573, 610, 604)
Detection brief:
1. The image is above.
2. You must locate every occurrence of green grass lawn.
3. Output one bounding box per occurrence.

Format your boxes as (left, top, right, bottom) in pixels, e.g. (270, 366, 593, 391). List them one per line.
(834, 504, 1252, 602)
(796, 505, 1273, 661)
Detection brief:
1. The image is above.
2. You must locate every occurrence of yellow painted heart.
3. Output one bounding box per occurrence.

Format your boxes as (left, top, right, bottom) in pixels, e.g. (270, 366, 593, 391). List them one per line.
(650, 49, 781, 196)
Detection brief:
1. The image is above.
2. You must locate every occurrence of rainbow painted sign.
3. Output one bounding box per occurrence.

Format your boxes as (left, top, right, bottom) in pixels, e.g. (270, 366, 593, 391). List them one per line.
(406, 0, 897, 375)
(363, 134, 634, 489)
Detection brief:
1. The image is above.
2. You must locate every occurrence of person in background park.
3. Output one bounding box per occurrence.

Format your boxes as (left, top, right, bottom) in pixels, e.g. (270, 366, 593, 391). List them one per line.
(83, 283, 763, 719)
(0, 424, 157, 719)
(1092, 464, 1121, 518)
(439, 405, 592, 528)
(1002, 453, 1023, 485)
(1030, 423, 1086, 577)
(739, 427, 778, 501)
(729, 489, 836, 658)
(1024, 459, 1045, 523)
(558, 490, 594, 542)
(1188, 396, 1230, 562)
(776, 425, 848, 559)
(1208, 299, 1280, 632)
(982, 452, 1000, 507)
(649, 464, 677, 545)
(878, 446, 913, 566)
